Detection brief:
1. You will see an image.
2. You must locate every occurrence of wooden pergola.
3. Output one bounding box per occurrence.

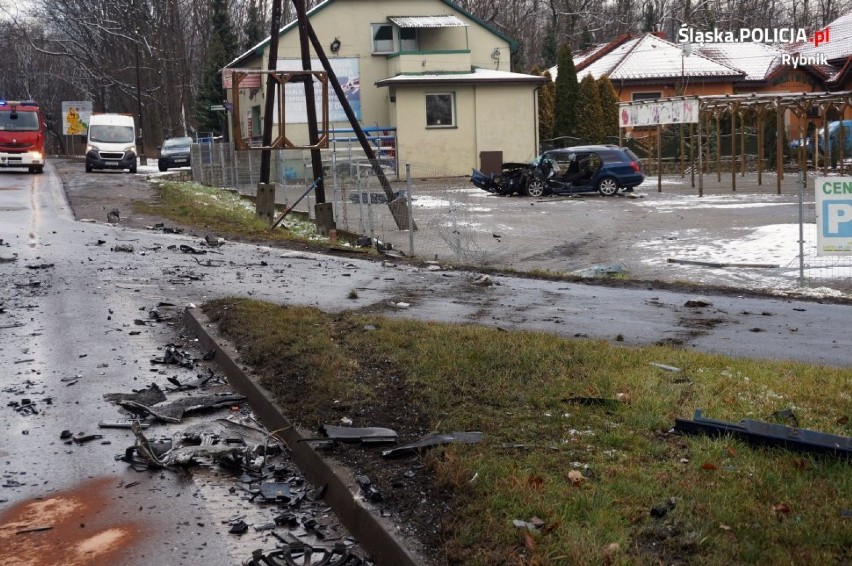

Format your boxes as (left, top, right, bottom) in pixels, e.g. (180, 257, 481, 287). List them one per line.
(621, 91, 852, 196)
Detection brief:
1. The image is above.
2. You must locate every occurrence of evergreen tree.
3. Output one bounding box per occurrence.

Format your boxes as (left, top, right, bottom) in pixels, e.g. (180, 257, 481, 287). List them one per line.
(553, 43, 578, 142)
(541, 23, 557, 67)
(243, 0, 265, 52)
(195, 0, 238, 136)
(532, 66, 555, 143)
(576, 74, 603, 143)
(597, 76, 619, 141)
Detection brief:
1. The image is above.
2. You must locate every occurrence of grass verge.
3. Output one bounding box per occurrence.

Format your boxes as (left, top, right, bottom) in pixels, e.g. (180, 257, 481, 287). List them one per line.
(203, 298, 851, 565)
(134, 180, 338, 244)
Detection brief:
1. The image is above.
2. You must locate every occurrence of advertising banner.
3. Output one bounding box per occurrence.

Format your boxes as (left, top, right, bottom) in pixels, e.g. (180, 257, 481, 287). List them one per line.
(619, 98, 699, 127)
(815, 177, 852, 255)
(275, 58, 361, 123)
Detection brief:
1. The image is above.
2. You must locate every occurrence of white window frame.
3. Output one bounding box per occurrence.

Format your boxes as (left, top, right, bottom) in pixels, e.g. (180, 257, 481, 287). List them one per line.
(425, 93, 456, 128)
(632, 91, 662, 102)
(371, 23, 396, 54)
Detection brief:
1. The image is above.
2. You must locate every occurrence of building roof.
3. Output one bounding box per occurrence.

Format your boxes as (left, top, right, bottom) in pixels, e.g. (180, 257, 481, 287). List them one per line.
(696, 42, 784, 81)
(375, 68, 548, 87)
(795, 11, 852, 64)
(586, 34, 744, 81)
(548, 34, 745, 83)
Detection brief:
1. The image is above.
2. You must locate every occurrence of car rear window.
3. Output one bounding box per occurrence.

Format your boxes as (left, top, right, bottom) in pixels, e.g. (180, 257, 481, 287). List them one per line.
(624, 148, 640, 161)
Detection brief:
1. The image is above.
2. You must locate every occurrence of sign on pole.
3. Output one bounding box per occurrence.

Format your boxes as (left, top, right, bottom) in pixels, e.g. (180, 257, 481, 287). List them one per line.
(61, 101, 92, 135)
(619, 98, 699, 127)
(815, 177, 852, 255)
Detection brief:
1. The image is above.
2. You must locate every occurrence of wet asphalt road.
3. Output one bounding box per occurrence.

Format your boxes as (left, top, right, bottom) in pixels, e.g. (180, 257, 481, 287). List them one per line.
(1, 164, 851, 564)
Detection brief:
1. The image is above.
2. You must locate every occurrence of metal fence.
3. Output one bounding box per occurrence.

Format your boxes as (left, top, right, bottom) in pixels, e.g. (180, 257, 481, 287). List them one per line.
(189, 143, 852, 296)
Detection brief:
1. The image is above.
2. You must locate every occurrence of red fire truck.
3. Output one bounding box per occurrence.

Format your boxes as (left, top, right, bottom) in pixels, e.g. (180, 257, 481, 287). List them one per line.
(0, 99, 46, 174)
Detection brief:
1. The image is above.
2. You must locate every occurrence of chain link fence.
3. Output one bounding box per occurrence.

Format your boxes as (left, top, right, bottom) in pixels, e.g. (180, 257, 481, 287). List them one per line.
(189, 142, 852, 295)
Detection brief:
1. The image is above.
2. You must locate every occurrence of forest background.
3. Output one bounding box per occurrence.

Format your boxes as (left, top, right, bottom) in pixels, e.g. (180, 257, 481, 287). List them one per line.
(0, 0, 846, 152)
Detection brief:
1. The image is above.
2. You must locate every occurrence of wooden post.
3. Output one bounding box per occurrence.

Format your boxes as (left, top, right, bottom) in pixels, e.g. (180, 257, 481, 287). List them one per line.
(690, 122, 695, 188)
(657, 124, 662, 193)
(757, 108, 764, 186)
(716, 112, 721, 182)
(823, 104, 831, 176)
(740, 111, 746, 177)
(698, 111, 704, 197)
(776, 103, 783, 195)
(731, 106, 737, 192)
(705, 112, 711, 175)
(680, 123, 685, 177)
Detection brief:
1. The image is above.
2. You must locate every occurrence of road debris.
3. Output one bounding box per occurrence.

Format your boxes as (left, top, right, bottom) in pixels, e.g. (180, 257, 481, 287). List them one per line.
(382, 431, 483, 458)
(321, 425, 398, 444)
(674, 409, 852, 459)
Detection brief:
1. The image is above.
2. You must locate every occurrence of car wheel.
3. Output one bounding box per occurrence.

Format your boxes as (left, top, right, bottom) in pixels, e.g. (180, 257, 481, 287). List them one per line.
(159, 164, 167, 172)
(597, 177, 619, 197)
(129, 165, 137, 173)
(85, 162, 93, 173)
(526, 178, 546, 197)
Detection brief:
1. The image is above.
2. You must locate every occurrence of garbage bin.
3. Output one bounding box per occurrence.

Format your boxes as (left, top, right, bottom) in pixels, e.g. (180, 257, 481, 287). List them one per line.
(479, 151, 503, 175)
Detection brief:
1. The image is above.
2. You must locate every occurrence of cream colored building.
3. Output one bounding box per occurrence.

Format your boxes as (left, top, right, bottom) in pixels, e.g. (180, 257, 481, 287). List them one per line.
(223, 0, 546, 178)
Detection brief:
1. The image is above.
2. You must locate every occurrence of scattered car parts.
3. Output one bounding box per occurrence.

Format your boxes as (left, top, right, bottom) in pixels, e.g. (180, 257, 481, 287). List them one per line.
(674, 409, 851, 459)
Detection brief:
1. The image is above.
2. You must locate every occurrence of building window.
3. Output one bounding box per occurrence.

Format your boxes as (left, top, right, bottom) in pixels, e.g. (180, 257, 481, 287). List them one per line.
(632, 92, 662, 101)
(426, 93, 455, 127)
(400, 28, 418, 51)
(372, 24, 395, 54)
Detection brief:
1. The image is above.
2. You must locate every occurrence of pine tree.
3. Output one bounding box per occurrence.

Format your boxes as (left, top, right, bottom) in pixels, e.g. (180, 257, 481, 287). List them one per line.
(553, 43, 578, 142)
(243, 0, 265, 52)
(597, 76, 620, 142)
(195, 0, 238, 136)
(576, 74, 604, 144)
(541, 23, 557, 67)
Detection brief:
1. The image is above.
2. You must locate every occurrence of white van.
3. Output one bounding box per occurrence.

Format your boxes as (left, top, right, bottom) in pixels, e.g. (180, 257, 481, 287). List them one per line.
(85, 114, 137, 173)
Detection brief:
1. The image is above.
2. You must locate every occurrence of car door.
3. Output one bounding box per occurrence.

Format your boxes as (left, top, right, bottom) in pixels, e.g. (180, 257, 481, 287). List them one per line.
(570, 152, 596, 192)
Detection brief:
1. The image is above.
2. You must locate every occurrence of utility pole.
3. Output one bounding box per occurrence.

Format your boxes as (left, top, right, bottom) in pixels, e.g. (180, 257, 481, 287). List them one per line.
(135, 42, 147, 165)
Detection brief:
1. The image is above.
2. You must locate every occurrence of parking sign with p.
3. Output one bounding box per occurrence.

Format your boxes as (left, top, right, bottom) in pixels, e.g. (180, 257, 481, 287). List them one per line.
(815, 177, 852, 255)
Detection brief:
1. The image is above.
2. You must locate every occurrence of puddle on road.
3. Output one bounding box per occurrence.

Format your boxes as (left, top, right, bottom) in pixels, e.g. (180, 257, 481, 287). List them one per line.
(0, 477, 140, 565)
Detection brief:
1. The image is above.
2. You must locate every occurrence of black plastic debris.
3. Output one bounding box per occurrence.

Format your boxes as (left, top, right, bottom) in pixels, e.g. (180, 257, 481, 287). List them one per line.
(674, 409, 852, 459)
(321, 425, 398, 444)
(382, 431, 483, 458)
(650, 498, 676, 518)
(179, 244, 207, 255)
(104, 383, 167, 406)
(256, 482, 292, 502)
(246, 542, 363, 566)
(151, 344, 196, 369)
(98, 419, 150, 429)
(117, 393, 246, 423)
(564, 396, 621, 407)
(166, 370, 218, 391)
(355, 475, 382, 503)
(273, 513, 299, 527)
(229, 520, 249, 535)
(71, 433, 104, 445)
(24, 263, 54, 270)
(9, 398, 38, 416)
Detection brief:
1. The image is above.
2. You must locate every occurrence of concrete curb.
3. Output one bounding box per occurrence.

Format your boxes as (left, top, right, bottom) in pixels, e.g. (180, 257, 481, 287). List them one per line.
(184, 307, 424, 566)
